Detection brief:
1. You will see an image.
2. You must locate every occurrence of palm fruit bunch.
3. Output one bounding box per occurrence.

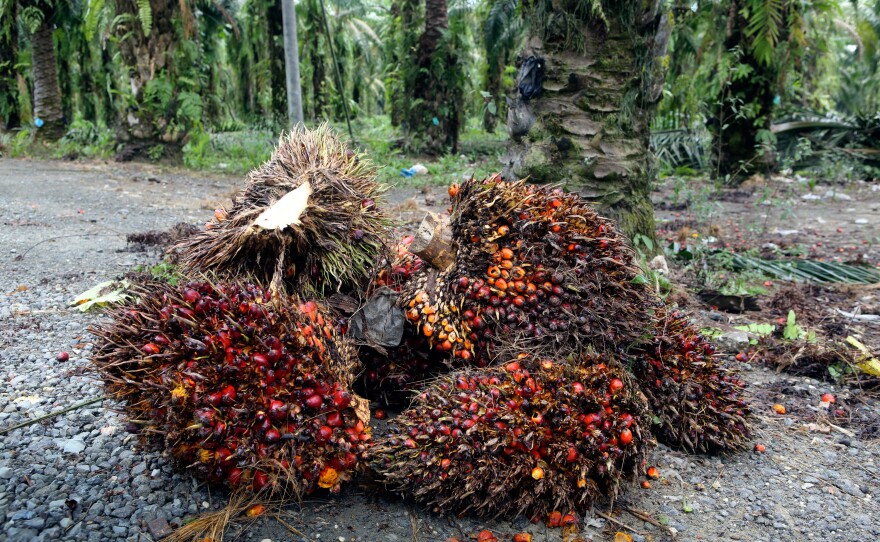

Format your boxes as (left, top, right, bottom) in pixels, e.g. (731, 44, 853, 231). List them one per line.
(630, 308, 751, 453)
(397, 175, 656, 366)
(355, 237, 450, 404)
(173, 124, 391, 297)
(368, 353, 651, 519)
(90, 279, 370, 496)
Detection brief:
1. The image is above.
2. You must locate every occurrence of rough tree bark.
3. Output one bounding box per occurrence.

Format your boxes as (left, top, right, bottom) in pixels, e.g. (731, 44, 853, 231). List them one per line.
(268, 0, 288, 122)
(31, 17, 64, 140)
(503, 1, 670, 242)
(114, 0, 178, 142)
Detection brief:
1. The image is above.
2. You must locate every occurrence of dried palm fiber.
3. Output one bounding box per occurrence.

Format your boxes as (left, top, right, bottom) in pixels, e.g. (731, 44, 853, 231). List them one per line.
(399, 174, 658, 366)
(629, 307, 751, 453)
(368, 353, 651, 519)
(90, 279, 371, 497)
(172, 124, 391, 298)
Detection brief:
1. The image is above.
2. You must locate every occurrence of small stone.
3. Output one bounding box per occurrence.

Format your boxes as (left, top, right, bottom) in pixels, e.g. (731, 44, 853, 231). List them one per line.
(716, 331, 749, 353)
(0, 466, 13, 479)
(23, 517, 46, 529)
(61, 439, 86, 454)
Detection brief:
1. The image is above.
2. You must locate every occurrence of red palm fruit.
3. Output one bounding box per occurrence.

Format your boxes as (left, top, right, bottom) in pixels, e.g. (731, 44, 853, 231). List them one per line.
(305, 394, 324, 409)
(268, 400, 286, 421)
(226, 467, 243, 486)
(90, 280, 368, 498)
(253, 472, 270, 492)
(220, 385, 236, 404)
(368, 354, 650, 519)
(264, 428, 281, 444)
(630, 308, 751, 453)
(317, 425, 333, 442)
(326, 412, 343, 427)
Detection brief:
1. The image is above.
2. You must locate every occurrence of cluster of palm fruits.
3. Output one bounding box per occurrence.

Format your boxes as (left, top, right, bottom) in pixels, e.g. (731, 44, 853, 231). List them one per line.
(368, 353, 651, 519)
(90, 280, 370, 496)
(632, 308, 751, 453)
(365, 174, 750, 521)
(356, 238, 449, 404)
(398, 175, 655, 366)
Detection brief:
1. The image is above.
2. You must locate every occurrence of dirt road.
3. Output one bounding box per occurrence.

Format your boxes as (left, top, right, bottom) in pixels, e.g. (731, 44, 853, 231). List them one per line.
(0, 158, 877, 542)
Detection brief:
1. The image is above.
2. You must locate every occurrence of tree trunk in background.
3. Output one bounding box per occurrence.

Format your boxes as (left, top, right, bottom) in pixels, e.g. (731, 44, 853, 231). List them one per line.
(268, 0, 288, 123)
(386, 0, 417, 127)
(482, 51, 503, 133)
(114, 0, 177, 142)
(0, 4, 21, 131)
(404, 0, 464, 153)
(504, 2, 669, 242)
(712, 1, 777, 180)
(281, 0, 304, 126)
(310, 43, 327, 120)
(31, 18, 64, 140)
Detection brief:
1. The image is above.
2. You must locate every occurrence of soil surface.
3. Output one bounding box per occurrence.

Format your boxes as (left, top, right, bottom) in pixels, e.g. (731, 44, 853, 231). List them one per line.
(1, 158, 879, 542)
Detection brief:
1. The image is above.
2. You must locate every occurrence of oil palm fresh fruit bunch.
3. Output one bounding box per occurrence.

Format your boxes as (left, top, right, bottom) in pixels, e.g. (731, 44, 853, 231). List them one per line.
(398, 174, 656, 366)
(630, 308, 751, 453)
(356, 237, 449, 404)
(90, 279, 370, 496)
(173, 124, 391, 298)
(368, 353, 651, 518)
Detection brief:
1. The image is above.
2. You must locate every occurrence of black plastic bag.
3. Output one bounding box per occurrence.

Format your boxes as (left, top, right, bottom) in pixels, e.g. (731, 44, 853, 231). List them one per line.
(518, 56, 545, 101)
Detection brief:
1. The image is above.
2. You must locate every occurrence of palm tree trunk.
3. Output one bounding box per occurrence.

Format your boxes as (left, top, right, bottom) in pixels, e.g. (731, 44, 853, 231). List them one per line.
(482, 52, 504, 133)
(387, 0, 417, 127)
(281, 0, 304, 125)
(31, 18, 64, 140)
(404, 0, 463, 153)
(503, 2, 669, 241)
(0, 5, 21, 131)
(268, 0, 288, 123)
(711, 1, 777, 180)
(114, 0, 178, 143)
(420, 0, 447, 59)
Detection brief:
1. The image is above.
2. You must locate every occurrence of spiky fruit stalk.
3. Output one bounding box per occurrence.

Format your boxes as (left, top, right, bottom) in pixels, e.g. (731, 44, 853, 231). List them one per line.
(631, 309, 751, 453)
(398, 174, 657, 365)
(172, 125, 392, 298)
(90, 280, 370, 496)
(368, 354, 652, 518)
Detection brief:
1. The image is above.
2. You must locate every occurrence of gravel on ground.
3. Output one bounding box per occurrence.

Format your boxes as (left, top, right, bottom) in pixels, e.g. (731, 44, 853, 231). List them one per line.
(1, 158, 878, 542)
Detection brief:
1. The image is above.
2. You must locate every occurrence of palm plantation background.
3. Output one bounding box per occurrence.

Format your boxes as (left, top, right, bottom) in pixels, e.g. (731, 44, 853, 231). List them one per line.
(1, 0, 879, 236)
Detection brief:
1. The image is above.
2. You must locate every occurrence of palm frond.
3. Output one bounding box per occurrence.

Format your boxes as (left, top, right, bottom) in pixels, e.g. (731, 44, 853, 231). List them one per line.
(744, 0, 784, 66)
(650, 128, 710, 170)
(722, 252, 880, 284)
(137, 0, 151, 36)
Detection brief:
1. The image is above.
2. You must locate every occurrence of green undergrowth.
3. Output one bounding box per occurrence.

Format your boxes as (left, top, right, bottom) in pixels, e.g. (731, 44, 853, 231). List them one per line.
(2, 115, 507, 187)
